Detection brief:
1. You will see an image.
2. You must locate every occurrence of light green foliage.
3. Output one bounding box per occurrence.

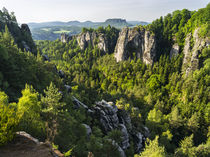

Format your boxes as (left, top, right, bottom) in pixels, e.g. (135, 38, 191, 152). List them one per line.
(169, 106, 183, 129)
(175, 134, 195, 156)
(0, 91, 18, 145)
(135, 136, 166, 157)
(17, 84, 44, 138)
(147, 108, 163, 123)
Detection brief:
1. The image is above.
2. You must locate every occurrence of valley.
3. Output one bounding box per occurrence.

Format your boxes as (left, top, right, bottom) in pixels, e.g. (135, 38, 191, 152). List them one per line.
(0, 3, 210, 157)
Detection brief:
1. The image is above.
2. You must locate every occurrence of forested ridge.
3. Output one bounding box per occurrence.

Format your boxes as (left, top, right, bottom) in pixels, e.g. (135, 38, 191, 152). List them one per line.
(0, 4, 210, 157)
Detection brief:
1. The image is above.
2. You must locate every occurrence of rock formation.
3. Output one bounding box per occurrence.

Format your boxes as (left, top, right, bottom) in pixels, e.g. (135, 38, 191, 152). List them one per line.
(60, 33, 72, 43)
(77, 31, 109, 53)
(170, 43, 180, 59)
(0, 131, 64, 157)
(114, 27, 156, 64)
(21, 24, 32, 35)
(182, 28, 209, 75)
(72, 98, 149, 156)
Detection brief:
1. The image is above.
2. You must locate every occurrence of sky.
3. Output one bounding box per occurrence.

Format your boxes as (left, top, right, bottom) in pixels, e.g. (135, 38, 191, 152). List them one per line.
(1, 0, 209, 23)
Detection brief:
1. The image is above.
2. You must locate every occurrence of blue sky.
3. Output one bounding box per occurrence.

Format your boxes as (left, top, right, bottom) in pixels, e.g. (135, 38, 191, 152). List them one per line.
(1, 0, 209, 23)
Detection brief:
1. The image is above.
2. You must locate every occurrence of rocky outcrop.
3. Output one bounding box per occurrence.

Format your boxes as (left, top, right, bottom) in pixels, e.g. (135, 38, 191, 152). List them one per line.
(71, 98, 149, 156)
(114, 27, 156, 64)
(182, 28, 209, 75)
(93, 100, 119, 132)
(170, 43, 180, 59)
(60, 33, 72, 43)
(0, 131, 64, 157)
(20, 24, 37, 53)
(91, 100, 148, 154)
(21, 24, 32, 35)
(77, 31, 109, 53)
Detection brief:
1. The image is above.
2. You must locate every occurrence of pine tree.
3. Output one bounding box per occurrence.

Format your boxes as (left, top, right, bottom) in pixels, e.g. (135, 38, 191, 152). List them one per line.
(41, 82, 63, 142)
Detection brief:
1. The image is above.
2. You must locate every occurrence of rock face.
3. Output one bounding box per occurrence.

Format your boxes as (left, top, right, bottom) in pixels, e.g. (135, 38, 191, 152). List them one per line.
(0, 131, 64, 157)
(60, 33, 72, 43)
(90, 100, 149, 155)
(182, 28, 209, 75)
(71, 97, 149, 156)
(114, 27, 156, 64)
(93, 100, 119, 132)
(21, 24, 32, 35)
(170, 43, 180, 59)
(77, 31, 109, 53)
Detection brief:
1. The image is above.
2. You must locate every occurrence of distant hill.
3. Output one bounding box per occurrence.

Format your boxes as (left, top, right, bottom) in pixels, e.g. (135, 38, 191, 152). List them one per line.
(28, 19, 149, 40)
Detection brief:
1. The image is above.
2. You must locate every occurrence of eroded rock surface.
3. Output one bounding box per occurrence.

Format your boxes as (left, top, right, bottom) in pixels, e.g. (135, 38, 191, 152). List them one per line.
(114, 27, 156, 64)
(0, 131, 63, 157)
(170, 43, 180, 59)
(182, 28, 209, 75)
(77, 31, 109, 53)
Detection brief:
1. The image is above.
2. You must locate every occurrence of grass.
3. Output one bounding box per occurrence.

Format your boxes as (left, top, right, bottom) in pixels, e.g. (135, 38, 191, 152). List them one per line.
(53, 29, 71, 34)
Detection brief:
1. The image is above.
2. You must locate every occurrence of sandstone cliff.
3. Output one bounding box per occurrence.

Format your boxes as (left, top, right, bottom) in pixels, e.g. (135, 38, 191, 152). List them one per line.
(77, 31, 109, 53)
(182, 28, 209, 75)
(114, 27, 156, 64)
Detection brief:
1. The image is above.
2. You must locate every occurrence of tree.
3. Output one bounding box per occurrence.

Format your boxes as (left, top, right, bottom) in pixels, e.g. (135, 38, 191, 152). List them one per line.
(135, 136, 166, 157)
(0, 25, 15, 47)
(17, 84, 44, 138)
(0, 91, 18, 145)
(169, 106, 183, 129)
(175, 134, 195, 157)
(41, 82, 63, 142)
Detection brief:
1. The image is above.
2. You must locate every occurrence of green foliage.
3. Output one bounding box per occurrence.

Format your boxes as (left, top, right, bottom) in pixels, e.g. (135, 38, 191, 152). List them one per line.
(135, 136, 166, 157)
(0, 4, 209, 157)
(0, 91, 18, 145)
(41, 82, 63, 142)
(17, 84, 44, 139)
